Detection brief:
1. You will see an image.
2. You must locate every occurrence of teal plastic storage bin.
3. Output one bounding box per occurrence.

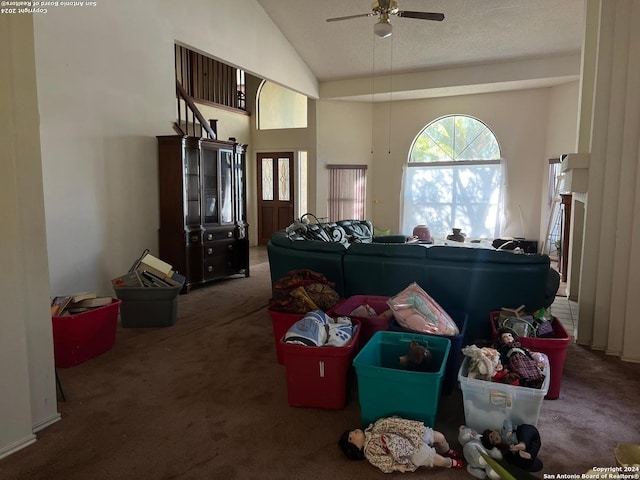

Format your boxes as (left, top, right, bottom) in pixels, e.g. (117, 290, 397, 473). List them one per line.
(353, 331, 450, 427)
(389, 310, 468, 396)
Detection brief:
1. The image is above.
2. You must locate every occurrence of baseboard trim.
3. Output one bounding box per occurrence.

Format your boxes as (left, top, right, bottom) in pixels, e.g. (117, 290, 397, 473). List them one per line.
(620, 354, 640, 364)
(33, 412, 61, 433)
(0, 434, 37, 461)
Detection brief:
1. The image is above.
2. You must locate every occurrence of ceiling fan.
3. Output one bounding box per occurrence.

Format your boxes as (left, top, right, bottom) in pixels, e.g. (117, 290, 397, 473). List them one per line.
(326, 0, 445, 39)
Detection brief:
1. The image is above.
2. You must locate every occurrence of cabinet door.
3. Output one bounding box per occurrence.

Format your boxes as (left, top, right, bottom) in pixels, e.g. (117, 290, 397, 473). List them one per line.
(184, 145, 201, 227)
(219, 149, 234, 224)
(201, 145, 219, 224)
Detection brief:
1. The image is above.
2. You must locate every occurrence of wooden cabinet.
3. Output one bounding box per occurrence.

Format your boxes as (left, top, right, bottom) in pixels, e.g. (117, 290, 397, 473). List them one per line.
(157, 135, 249, 292)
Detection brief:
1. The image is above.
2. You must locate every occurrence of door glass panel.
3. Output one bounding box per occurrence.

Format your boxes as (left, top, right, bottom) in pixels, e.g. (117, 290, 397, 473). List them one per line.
(262, 157, 273, 201)
(278, 157, 290, 201)
(220, 150, 233, 223)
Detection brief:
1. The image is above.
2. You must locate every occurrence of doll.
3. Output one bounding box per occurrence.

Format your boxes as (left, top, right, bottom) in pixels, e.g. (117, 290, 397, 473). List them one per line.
(495, 327, 545, 389)
(461, 345, 501, 381)
(338, 416, 463, 472)
(491, 362, 520, 386)
(481, 421, 543, 472)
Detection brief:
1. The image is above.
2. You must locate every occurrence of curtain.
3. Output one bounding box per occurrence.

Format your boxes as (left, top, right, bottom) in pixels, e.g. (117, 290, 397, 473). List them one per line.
(327, 165, 367, 222)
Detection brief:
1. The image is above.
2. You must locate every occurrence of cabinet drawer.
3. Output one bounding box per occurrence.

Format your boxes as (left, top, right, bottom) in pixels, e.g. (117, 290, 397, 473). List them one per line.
(204, 228, 235, 242)
(204, 250, 235, 279)
(204, 239, 235, 257)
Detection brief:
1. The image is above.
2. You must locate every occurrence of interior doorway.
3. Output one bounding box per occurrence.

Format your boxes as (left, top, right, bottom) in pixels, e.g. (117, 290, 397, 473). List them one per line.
(256, 152, 295, 244)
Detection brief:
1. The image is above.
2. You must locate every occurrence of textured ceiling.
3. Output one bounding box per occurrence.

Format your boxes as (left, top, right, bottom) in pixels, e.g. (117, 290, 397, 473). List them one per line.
(256, 0, 585, 83)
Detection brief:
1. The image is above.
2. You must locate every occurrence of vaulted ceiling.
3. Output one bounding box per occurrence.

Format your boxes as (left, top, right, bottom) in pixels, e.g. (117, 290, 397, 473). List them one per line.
(256, 0, 585, 100)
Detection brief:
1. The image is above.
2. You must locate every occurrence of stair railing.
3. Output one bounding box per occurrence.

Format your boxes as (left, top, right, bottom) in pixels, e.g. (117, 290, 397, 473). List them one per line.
(175, 80, 217, 140)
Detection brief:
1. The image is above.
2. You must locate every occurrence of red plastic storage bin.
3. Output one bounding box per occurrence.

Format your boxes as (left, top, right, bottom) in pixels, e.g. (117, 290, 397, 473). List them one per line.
(52, 299, 121, 368)
(490, 311, 571, 400)
(330, 295, 392, 350)
(268, 309, 306, 364)
(281, 319, 360, 409)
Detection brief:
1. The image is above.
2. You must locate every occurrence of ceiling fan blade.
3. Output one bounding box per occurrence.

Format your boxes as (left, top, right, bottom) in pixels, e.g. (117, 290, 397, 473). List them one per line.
(397, 10, 445, 21)
(326, 13, 375, 22)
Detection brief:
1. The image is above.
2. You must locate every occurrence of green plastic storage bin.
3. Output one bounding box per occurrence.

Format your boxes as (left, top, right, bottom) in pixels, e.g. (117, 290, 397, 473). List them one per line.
(353, 331, 450, 427)
(113, 285, 182, 327)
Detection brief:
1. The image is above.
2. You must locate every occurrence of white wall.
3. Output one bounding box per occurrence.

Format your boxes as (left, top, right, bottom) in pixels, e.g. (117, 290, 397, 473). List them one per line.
(315, 101, 373, 220)
(160, 0, 318, 99)
(313, 85, 579, 240)
(195, 103, 252, 144)
(540, 81, 581, 244)
(1, 13, 58, 459)
(34, 0, 315, 296)
(256, 84, 580, 246)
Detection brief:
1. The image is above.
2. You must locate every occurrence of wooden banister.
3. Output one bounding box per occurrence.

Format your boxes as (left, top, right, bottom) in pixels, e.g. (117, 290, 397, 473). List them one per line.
(175, 80, 217, 140)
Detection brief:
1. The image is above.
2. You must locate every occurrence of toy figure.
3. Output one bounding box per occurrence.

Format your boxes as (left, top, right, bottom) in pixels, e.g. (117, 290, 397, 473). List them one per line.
(457, 425, 502, 479)
(500, 419, 518, 446)
(482, 421, 543, 472)
(491, 363, 520, 386)
(461, 345, 501, 381)
(461, 345, 499, 381)
(399, 340, 432, 372)
(338, 416, 463, 473)
(495, 327, 545, 388)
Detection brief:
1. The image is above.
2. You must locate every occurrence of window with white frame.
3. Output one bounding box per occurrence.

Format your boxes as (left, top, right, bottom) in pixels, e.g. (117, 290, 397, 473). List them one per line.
(327, 165, 367, 222)
(402, 115, 504, 239)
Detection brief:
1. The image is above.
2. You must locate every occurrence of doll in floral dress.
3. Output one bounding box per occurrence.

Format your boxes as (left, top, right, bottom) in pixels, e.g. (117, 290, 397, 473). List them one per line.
(338, 416, 463, 473)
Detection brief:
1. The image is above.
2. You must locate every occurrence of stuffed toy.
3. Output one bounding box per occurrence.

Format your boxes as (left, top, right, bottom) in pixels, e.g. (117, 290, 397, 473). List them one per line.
(398, 340, 432, 372)
(458, 425, 503, 479)
(461, 345, 502, 381)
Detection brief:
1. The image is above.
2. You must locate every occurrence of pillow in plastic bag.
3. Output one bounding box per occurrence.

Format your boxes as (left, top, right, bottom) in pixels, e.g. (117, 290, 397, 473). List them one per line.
(387, 282, 459, 336)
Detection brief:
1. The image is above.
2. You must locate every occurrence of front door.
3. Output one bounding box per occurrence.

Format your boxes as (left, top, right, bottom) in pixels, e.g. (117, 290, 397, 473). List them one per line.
(257, 152, 295, 244)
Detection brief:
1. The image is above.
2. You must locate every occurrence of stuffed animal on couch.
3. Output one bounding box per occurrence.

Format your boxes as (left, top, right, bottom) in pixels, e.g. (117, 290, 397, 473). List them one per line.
(458, 425, 503, 479)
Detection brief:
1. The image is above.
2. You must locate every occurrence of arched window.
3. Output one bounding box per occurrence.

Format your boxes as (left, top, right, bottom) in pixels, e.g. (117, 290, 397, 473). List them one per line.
(257, 80, 307, 130)
(402, 115, 504, 239)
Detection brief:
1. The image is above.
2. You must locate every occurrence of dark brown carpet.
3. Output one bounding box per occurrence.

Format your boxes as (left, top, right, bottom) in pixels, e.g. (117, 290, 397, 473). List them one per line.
(1, 261, 639, 479)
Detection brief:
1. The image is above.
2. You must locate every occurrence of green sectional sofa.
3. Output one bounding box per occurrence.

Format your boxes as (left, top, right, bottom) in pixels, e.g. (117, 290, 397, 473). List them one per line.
(267, 219, 560, 343)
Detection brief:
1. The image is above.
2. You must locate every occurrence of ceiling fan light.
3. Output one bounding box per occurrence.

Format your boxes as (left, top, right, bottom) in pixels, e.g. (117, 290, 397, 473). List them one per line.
(373, 20, 393, 38)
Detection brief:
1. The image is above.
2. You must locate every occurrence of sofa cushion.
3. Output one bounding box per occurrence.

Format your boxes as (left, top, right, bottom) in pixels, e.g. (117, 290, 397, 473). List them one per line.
(323, 223, 350, 246)
(336, 219, 374, 243)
